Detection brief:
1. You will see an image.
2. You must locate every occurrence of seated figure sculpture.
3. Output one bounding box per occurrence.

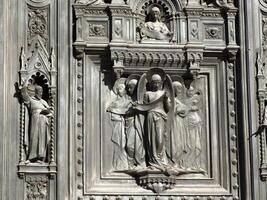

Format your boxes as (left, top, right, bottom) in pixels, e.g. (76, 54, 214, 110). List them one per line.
(140, 6, 173, 41)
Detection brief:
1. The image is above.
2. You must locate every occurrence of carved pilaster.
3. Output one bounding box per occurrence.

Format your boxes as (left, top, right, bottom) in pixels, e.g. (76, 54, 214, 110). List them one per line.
(109, 6, 133, 43)
(255, 13, 267, 181)
(185, 7, 204, 43)
(226, 8, 238, 46)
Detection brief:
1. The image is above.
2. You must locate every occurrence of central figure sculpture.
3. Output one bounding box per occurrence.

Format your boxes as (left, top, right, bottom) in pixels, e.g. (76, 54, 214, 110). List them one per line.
(140, 6, 173, 41)
(133, 69, 173, 169)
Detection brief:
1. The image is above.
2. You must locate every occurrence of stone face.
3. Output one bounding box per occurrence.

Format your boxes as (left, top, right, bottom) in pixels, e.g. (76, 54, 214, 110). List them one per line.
(0, 0, 266, 199)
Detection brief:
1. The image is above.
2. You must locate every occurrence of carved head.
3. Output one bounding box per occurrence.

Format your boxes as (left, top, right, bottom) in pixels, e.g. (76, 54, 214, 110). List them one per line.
(150, 6, 161, 22)
(35, 85, 43, 99)
(187, 86, 195, 98)
(173, 81, 183, 97)
(117, 83, 126, 97)
(151, 74, 163, 91)
(127, 79, 138, 96)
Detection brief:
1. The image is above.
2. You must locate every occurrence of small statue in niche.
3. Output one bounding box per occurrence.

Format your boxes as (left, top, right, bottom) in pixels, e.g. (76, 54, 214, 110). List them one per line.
(139, 6, 173, 41)
(134, 69, 173, 169)
(171, 80, 188, 169)
(20, 83, 53, 164)
(106, 78, 131, 170)
(184, 86, 203, 171)
(124, 75, 146, 169)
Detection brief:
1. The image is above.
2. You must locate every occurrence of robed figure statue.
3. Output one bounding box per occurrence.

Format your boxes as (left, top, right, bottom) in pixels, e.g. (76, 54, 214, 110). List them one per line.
(21, 84, 53, 163)
(134, 69, 174, 169)
(107, 78, 131, 170)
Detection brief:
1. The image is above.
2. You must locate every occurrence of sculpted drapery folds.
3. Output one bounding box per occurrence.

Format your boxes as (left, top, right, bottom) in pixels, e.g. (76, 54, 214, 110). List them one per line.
(107, 68, 204, 174)
(134, 72, 172, 169)
(185, 87, 203, 171)
(21, 84, 53, 164)
(172, 81, 188, 168)
(125, 75, 146, 169)
(106, 78, 130, 170)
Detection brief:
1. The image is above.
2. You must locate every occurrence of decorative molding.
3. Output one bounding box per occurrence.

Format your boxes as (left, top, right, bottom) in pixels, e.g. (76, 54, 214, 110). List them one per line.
(75, 7, 107, 16)
(134, 0, 180, 16)
(111, 48, 185, 68)
(226, 61, 239, 198)
(75, 0, 103, 5)
(110, 7, 132, 16)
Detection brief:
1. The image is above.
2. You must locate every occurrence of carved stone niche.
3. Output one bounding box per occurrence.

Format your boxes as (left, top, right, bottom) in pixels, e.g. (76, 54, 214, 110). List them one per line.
(133, 0, 182, 44)
(17, 36, 57, 178)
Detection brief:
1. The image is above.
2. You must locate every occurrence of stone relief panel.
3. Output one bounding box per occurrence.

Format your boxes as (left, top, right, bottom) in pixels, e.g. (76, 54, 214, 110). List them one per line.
(105, 69, 207, 179)
(72, 0, 240, 199)
(204, 25, 223, 40)
(25, 175, 48, 200)
(27, 6, 49, 49)
(72, 55, 237, 198)
(89, 22, 107, 37)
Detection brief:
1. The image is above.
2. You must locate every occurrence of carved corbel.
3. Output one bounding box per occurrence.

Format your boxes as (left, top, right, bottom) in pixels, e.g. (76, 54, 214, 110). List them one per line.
(187, 51, 203, 79)
(113, 59, 125, 79)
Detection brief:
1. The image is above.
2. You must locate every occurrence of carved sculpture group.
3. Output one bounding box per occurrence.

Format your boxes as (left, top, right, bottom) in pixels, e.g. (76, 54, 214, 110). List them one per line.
(107, 68, 204, 176)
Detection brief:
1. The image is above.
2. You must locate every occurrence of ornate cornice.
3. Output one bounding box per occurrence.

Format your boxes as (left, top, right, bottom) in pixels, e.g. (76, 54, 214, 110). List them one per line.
(110, 46, 185, 68)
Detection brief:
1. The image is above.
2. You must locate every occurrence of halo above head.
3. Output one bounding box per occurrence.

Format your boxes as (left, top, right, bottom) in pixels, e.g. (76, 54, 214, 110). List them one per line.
(152, 74, 162, 81)
(126, 74, 140, 86)
(172, 81, 183, 88)
(113, 78, 126, 95)
(35, 85, 43, 92)
(147, 4, 163, 16)
(146, 68, 166, 83)
(172, 75, 184, 84)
